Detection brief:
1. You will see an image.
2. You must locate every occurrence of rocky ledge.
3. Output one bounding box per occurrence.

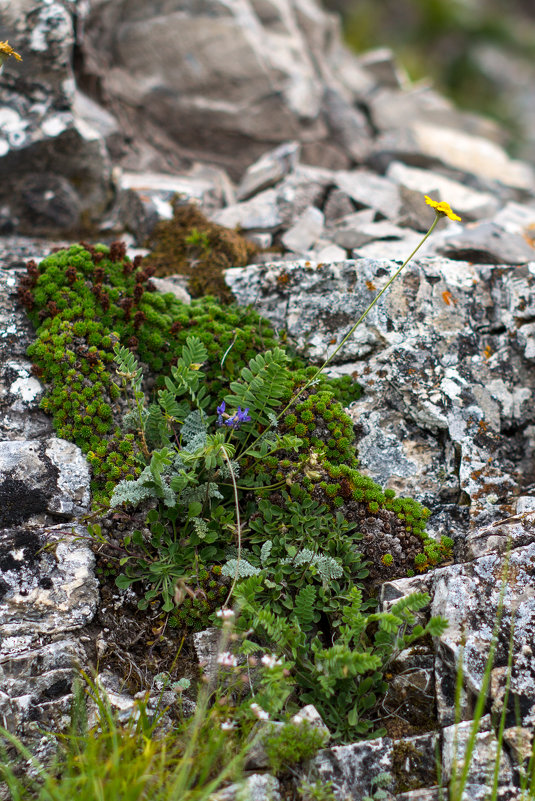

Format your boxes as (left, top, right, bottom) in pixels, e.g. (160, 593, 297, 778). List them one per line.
(1, 0, 535, 799)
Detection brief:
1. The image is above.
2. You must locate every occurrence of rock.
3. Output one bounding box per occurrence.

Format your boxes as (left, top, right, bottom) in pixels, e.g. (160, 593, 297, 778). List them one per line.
(148, 276, 191, 306)
(212, 774, 281, 801)
(311, 736, 395, 799)
(492, 201, 535, 235)
(0, 438, 90, 526)
(106, 166, 235, 243)
(465, 511, 535, 561)
(323, 188, 356, 224)
(94, 671, 137, 724)
(435, 222, 535, 265)
(368, 86, 505, 145)
(395, 790, 442, 801)
(81, 0, 345, 177)
(334, 170, 401, 220)
(225, 255, 535, 530)
(237, 142, 300, 202)
(192, 627, 242, 683)
(275, 164, 333, 227)
(385, 543, 535, 730)
(310, 733, 437, 800)
(322, 87, 373, 163)
(327, 209, 376, 249)
(0, 636, 88, 734)
(281, 205, 324, 254)
(0, 261, 58, 440)
(0, 0, 113, 236)
(316, 242, 347, 261)
(329, 217, 398, 251)
(368, 123, 534, 191)
(502, 726, 533, 765)
(0, 358, 51, 441)
(383, 667, 435, 729)
(357, 48, 407, 90)
(352, 230, 426, 260)
(386, 162, 499, 221)
(212, 164, 332, 232)
(442, 716, 514, 798)
(291, 704, 331, 741)
(391, 735, 439, 796)
(211, 189, 283, 232)
(246, 705, 329, 771)
(0, 521, 97, 637)
(0, 119, 112, 236)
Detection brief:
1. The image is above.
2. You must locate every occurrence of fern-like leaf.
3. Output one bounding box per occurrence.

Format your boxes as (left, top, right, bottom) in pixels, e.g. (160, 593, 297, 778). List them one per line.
(260, 540, 273, 565)
(293, 585, 316, 630)
(221, 558, 261, 578)
(225, 347, 292, 427)
(181, 410, 207, 446)
(179, 482, 223, 505)
(145, 403, 172, 448)
(113, 344, 143, 394)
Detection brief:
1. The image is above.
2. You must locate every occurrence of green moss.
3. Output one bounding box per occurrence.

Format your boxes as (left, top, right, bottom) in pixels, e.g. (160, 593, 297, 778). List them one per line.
(265, 722, 328, 776)
(143, 201, 258, 302)
(20, 238, 441, 587)
(392, 739, 436, 794)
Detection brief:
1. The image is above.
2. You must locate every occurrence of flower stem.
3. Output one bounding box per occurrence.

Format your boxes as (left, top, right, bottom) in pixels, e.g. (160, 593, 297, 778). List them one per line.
(276, 214, 440, 417)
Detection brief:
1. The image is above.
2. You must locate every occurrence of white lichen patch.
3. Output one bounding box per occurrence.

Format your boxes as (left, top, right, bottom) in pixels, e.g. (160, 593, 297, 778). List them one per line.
(8, 362, 43, 403)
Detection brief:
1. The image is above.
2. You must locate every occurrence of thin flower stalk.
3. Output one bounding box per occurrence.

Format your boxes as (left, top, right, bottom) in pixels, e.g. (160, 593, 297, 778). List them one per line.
(220, 445, 243, 607)
(244, 198, 460, 454)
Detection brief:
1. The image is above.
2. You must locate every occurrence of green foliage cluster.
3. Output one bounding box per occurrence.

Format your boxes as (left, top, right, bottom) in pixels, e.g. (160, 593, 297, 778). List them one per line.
(19, 243, 287, 502)
(109, 338, 448, 739)
(0, 658, 290, 801)
(237, 582, 447, 741)
(264, 721, 328, 776)
(20, 241, 449, 742)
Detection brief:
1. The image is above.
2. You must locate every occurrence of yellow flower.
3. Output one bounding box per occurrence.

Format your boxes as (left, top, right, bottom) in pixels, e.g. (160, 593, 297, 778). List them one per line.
(424, 195, 462, 222)
(0, 41, 22, 66)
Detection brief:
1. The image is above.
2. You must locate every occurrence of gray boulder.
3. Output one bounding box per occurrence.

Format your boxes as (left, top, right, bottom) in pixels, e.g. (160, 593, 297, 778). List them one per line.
(0, 1, 113, 235)
(80, 0, 378, 177)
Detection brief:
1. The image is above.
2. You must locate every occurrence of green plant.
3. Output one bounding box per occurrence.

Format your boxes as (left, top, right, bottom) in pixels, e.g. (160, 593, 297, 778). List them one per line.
(0, 676, 248, 801)
(105, 333, 450, 738)
(264, 721, 328, 775)
(446, 547, 517, 801)
(237, 583, 447, 741)
(297, 778, 337, 801)
(0, 618, 295, 801)
(362, 772, 394, 801)
(18, 196, 460, 748)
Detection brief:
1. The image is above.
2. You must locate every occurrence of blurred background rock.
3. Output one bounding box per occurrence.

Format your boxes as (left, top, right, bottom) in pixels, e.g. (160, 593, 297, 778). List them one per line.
(327, 0, 535, 162)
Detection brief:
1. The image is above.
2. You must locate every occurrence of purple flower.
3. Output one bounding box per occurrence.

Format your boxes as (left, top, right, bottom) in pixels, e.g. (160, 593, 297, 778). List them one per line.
(216, 401, 226, 426)
(225, 406, 251, 430)
(236, 406, 251, 423)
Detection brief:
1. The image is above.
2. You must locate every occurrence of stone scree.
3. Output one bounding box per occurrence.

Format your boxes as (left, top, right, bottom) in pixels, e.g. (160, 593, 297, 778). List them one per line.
(1, 0, 535, 798)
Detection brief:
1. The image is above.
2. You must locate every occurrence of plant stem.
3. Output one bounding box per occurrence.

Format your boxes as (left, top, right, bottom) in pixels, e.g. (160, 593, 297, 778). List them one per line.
(221, 445, 242, 607)
(306, 216, 439, 385)
(243, 214, 440, 457)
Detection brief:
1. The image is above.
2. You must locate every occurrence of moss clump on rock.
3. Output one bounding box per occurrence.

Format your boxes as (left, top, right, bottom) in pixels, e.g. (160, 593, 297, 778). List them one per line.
(19, 241, 278, 502)
(143, 201, 258, 302)
(19, 238, 445, 577)
(247, 381, 449, 580)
